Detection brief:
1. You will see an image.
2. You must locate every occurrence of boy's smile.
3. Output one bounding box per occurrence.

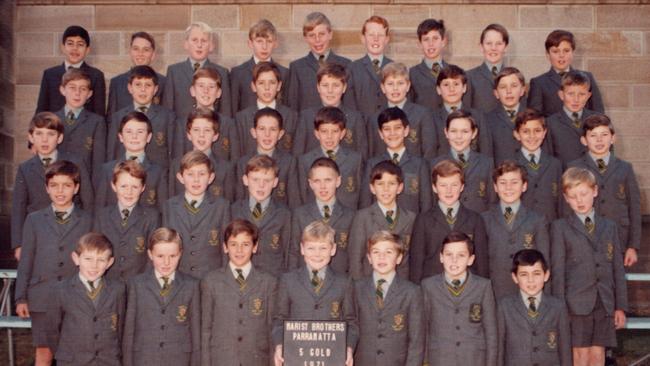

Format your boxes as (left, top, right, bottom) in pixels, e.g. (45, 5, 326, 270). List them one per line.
(46, 174, 79, 209)
(62, 36, 90, 65)
(29, 128, 63, 156)
(480, 30, 507, 65)
(148, 242, 181, 277)
(418, 30, 446, 61)
(514, 119, 546, 152)
(304, 24, 332, 56)
(224, 232, 258, 268)
(112, 172, 145, 208)
(301, 239, 336, 271)
(361, 22, 389, 57)
(72, 249, 114, 282)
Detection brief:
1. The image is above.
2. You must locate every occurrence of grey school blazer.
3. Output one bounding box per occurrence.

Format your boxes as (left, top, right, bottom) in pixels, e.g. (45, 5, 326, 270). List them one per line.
(54, 107, 106, 177)
(344, 54, 393, 116)
(528, 68, 604, 117)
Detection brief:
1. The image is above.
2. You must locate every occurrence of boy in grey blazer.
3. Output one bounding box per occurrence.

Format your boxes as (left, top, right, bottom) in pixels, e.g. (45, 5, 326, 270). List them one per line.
(528, 30, 604, 117)
(162, 151, 231, 279)
(169, 108, 236, 202)
(344, 16, 393, 116)
(230, 19, 288, 114)
(410, 159, 489, 283)
(465, 24, 510, 114)
(12, 112, 93, 257)
(432, 110, 496, 213)
(289, 157, 355, 273)
(568, 114, 641, 267)
(234, 62, 297, 159)
(201, 219, 278, 366)
(421, 231, 497, 366)
(162, 22, 231, 118)
(107, 66, 175, 169)
(354, 230, 424, 366)
(94, 112, 168, 212)
(369, 62, 436, 159)
(408, 19, 449, 110)
(285, 12, 351, 112)
(272, 221, 358, 366)
(349, 161, 416, 280)
(235, 108, 300, 208)
(497, 249, 572, 366)
(94, 160, 160, 282)
(293, 64, 368, 159)
(15, 161, 93, 366)
(231, 155, 292, 277)
(107, 32, 165, 117)
(297, 107, 363, 209)
(487, 67, 527, 164)
(55, 68, 106, 177)
(123, 228, 201, 366)
(482, 161, 550, 299)
(48, 233, 126, 366)
(551, 167, 627, 365)
(513, 109, 563, 222)
(361, 107, 432, 214)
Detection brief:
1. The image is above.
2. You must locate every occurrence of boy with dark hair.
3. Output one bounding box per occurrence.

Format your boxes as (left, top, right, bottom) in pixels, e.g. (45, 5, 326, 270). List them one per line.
(409, 18, 449, 110)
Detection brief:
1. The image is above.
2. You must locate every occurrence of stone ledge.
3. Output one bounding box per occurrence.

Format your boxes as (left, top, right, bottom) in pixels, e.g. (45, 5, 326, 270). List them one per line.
(15, 0, 650, 5)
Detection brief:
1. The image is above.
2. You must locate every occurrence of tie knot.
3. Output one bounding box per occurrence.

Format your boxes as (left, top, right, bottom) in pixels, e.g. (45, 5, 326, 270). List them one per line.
(529, 154, 536, 162)
(451, 279, 461, 288)
(55, 211, 66, 220)
(88, 280, 95, 290)
(491, 66, 498, 77)
(450, 105, 458, 112)
(572, 112, 580, 120)
(432, 62, 441, 76)
(392, 153, 399, 164)
(190, 200, 198, 208)
(457, 152, 465, 163)
(386, 210, 394, 218)
(193, 62, 201, 72)
(377, 278, 386, 286)
(42, 157, 52, 167)
(447, 207, 454, 217)
(505, 206, 513, 214)
(528, 296, 536, 304)
(559, 71, 567, 78)
(318, 54, 325, 63)
(236, 268, 244, 276)
(326, 150, 336, 160)
(138, 106, 148, 113)
(162, 276, 169, 285)
(323, 205, 331, 219)
(121, 209, 130, 219)
(507, 109, 516, 120)
(129, 155, 139, 161)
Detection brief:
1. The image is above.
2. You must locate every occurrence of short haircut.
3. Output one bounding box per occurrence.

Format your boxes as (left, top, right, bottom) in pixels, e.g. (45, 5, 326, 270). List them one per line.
(370, 160, 404, 185)
(367, 230, 404, 255)
(29, 112, 64, 135)
(511, 249, 548, 274)
(245, 154, 279, 177)
(148, 227, 183, 251)
(446, 109, 477, 130)
(416, 18, 446, 40)
(314, 106, 346, 130)
(480, 23, 509, 45)
(303, 12, 331, 35)
(493, 160, 528, 184)
(431, 159, 465, 185)
(75, 232, 113, 256)
(185, 22, 213, 40)
(111, 159, 147, 185)
(119, 111, 152, 134)
(249, 19, 278, 40)
(441, 230, 474, 255)
(130, 31, 156, 49)
(582, 114, 615, 136)
(301, 220, 335, 245)
(560, 70, 591, 90)
(192, 67, 222, 88)
(377, 107, 409, 129)
(62, 25, 90, 46)
(45, 160, 80, 186)
(381, 62, 409, 83)
(179, 150, 214, 174)
(515, 108, 547, 131)
(436, 64, 467, 86)
(252, 61, 281, 83)
(362, 15, 389, 35)
(317, 63, 347, 84)
(254, 107, 283, 130)
(561, 166, 597, 192)
(186, 107, 220, 134)
(494, 67, 525, 89)
(224, 219, 259, 245)
(308, 157, 340, 178)
(545, 29, 575, 51)
(61, 68, 91, 87)
(128, 65, 159, 85)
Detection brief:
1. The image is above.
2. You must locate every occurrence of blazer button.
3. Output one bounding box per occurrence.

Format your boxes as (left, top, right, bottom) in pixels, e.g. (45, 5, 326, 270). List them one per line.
(239, 303, 243, 309)
(191, 266, 196, 271)
(161, 325, 165, 330)
(238, 336, 243, 342)
(455, 309, 459, 314)
(190, 235, 196, 241)
(191, 251, 196, 255)
(59, 246, 64, 252)
(95, 351, 99, 356)
(377, 334, 383, 338)
(533, 346, 538, 352)
(160, 342, 164, 348)
(58, 262, 64, 267)
(455, 326, 460, 330)
(314, 304, 320, 310)
(57, 276, 63, 281)
(532, 331, 536, 336)
(161, 309, 166, 314)
(94, 334, 99, 339)
(456, 341, 461, 346)
(93, 316, 98, 322)
(595, 263, 600, 268)
(376, 350, 383, 355)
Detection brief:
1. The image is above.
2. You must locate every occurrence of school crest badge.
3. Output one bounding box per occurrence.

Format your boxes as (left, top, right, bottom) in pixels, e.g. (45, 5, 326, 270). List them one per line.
(276, 182, 286, 198)
(478, 181, 486, 197)
(146, 189, 156, 205)
(208, 229, 219, 246)
(345, 130, 353, 144)
(392, 314, 405, 332)
(221, 137, 230, 153)
(270, 234, 280, 250)
(155, 132, 165, 146)
(469, 303, 482, 323)
(338, 232, 348, 249)
(283, 134, 293, 150)
(84, 136, 93, 151)
(409, 177, 419, 194)
(210, 185, 222, 197)
(330, 301, 341, 319)
(547, 331, 557, 349)
(408, 129, 418, 143)
(176, 305, 188, 322)
(251, 298, 263, 316)
(111, 313, 118, 331)
(523, 233, 534, 249)
(617, 184, 626, 200)
(135, 237, 145, 253)
(606, 242, 614, 261)
(346, 176, 355, 192)
(551, 182, 558, 197)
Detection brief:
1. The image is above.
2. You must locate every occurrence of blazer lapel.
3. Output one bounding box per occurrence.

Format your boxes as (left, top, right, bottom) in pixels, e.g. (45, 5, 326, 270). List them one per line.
(479, 64, 495, 86)
(305, 53, 320, 73)
(547, 68, 562, 88)
(510, 205, 529, 233)
(95, 277, 115, 312)
(145, 269, 166, 306)
(220, 266, 243, 295)
(243, 267, 263, 296)
(327, 202, 344, 226)
(71, 276, 96, 316)
(164, 271, 185, 305)
(383, 276, 405, 309)
(370, 204, 388, 229)
(181, 59, 196, 85)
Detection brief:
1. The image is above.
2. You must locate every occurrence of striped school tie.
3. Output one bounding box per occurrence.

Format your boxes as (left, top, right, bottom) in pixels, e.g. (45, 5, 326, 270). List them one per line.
(376, 279, 386, 309)
(235, 269, 246, 291)
(160, 276, 171, 297)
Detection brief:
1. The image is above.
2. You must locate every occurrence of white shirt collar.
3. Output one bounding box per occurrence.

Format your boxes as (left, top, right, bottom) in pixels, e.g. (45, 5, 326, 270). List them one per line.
(229, 261, 253, 279)
(386, 147, 406, 163)
(388, 100, 407, 109)
(79, 273, 102, 292)
(184, 193, 205, 208)
(438, 201, 460, 217)
(154, 270, 175, 287)
(372, 271, 396, 293)
(257, 100, 277, 110)
(520, 290, 543, 307)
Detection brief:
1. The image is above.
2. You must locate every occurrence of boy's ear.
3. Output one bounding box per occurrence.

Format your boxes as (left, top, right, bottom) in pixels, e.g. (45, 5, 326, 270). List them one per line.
(146, 132, 153, 144)
(110, 181, 118, 193)
(276, 80, 283, 92)
(511, 272, 519, 284)
(212, 132, 220, 143)
(147, 249, 154, 261)
(461, 83, 467, 94)
(396, 182, 404, 195)
(252, 243, 258, 254)
(512, 129, 521, 142)
(436, 85, 442, 96)
(335, 175, 342, 188)
(208, 172, 216, 185)
(189, 86, 197, 98)
(107, 256, 115, 269)
(277, 129, 286, 140)
(272, 177, 279, 189)
(402, 125, 410, 138)
(250, 81, 257, 93)
(73, 183, 80, 195)
(250, 128, 257, 139)
(215, 87, 223, 99)
(242, 174, 250, 187)
(493, 89, 500, 100)
(71, 251, 80, 266)
(580, 136, 588, 147)
(557, 90, 565, 101)
(337, 128, 347, 142)
(467, 254, 475, 266)
(176, 172, 185, 185)
(222, 242, 229, 255)
(59, 85, 66, 97)
(522, 181, 528, 193)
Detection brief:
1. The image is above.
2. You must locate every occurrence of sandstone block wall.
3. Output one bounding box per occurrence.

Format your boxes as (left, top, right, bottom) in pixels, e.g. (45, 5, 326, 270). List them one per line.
(5, 2, 650, 213)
